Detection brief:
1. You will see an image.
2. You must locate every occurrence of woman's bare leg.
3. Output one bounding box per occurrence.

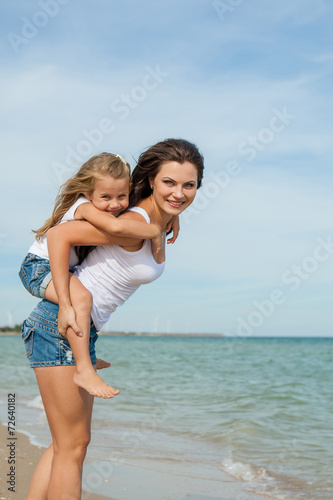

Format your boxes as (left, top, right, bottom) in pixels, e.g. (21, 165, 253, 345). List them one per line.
(28, 364, 93, 500)
(45, 276, 118, 399)
(26, 444, 53, 500)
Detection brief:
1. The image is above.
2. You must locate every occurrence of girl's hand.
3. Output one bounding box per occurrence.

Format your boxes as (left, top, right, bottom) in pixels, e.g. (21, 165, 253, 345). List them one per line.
(166, 215, 180, 244)
(58, 305, 82, 337)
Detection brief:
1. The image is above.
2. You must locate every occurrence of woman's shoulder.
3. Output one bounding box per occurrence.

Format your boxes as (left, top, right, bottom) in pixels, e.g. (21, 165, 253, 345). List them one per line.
(122, 200, 153, 224)
(127, 206, 150, 223)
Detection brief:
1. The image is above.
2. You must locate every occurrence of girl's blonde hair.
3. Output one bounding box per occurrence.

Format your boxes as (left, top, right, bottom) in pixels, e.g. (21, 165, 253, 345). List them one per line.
(34, 153, 131, 240)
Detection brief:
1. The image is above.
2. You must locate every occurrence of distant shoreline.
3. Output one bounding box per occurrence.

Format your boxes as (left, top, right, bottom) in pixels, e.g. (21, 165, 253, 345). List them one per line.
(0, 330, 225, 337)
(2, 332, 332, 338)
(99, 332, 225, 337)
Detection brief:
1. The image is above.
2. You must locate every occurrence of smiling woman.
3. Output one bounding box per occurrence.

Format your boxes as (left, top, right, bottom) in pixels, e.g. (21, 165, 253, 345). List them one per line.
(20, 138, 204, 500)
(149, 161, 198, 214)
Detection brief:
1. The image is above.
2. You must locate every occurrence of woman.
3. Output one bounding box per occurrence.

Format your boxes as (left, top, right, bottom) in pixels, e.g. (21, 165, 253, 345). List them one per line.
(21, 138, 204, 500)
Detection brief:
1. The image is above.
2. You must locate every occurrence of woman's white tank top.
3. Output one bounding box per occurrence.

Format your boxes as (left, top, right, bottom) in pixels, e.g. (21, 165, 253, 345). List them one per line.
(75, 207, 165, 330)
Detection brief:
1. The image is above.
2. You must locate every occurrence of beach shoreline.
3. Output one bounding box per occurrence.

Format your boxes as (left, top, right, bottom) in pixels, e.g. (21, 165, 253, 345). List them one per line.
(0, 423, 114, 500)
(0, 422, 269, 500)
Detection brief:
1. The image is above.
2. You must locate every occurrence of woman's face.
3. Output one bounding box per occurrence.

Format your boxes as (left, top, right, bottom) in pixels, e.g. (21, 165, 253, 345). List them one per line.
(150, 161, 198, 215)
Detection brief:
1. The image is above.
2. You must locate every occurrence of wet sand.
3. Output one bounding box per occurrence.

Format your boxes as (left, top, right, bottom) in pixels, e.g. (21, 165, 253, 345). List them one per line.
(0, 423, 113, 500)
(0, 422, 267, 500)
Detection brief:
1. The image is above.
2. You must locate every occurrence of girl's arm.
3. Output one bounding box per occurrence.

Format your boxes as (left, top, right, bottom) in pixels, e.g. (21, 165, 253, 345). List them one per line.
(47, 220, 148, 334)
(76, 203, 162, 254)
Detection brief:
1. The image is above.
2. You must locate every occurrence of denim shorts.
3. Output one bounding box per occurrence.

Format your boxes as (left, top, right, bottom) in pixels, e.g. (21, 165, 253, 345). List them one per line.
(19, 253, 76, 299)
(21, 299, 98, 368)
(19, 253, 52, 299)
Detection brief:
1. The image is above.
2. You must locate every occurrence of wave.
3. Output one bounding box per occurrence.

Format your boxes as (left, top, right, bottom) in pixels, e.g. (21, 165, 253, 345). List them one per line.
(221, 457, 320, 500)
(27, 394, 44, 410)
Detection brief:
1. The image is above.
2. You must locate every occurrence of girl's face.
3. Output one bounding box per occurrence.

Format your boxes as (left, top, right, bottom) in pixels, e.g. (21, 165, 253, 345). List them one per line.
(150, 161, 198, 216)
(86, 175, 130, 215)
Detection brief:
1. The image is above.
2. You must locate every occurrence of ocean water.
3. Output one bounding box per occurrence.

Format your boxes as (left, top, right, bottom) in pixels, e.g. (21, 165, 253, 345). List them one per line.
(0, 335, 332, 500)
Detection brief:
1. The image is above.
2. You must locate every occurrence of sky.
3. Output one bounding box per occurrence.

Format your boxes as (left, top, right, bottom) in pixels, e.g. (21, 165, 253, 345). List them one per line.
(0, 0, 332, 336)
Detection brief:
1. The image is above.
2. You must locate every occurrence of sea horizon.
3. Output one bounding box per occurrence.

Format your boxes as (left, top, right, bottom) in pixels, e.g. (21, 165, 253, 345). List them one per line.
(1, 330, 333, 338)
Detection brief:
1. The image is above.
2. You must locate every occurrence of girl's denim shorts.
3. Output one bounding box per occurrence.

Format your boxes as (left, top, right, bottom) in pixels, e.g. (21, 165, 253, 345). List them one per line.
(21, 299, 98, 368)
(19, 253, 76, 299)
(19, 253, 52, 299)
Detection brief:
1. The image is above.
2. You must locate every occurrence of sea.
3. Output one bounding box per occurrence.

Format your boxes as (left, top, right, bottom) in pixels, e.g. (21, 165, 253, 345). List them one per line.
(0, 335, 332, 500)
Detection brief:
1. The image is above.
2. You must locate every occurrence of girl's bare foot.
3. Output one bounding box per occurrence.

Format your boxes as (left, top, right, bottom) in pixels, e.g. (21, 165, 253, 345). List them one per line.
(96, 358, 111, 370)
(73, 369, 119, 399)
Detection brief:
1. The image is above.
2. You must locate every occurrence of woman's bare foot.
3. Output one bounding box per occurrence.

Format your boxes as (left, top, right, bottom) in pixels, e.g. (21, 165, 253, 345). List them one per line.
(96, 358, 111, 370)
(73, 369, 119, 399)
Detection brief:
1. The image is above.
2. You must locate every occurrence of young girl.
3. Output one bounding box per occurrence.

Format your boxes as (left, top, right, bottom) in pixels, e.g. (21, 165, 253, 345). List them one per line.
(19, 152, 176, 398)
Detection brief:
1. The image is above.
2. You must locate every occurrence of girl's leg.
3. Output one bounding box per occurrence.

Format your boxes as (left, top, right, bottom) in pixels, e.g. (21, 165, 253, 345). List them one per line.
(96, 358, 111, 369)
(45, 275, 118, 399)
(28, 365, 94, 500)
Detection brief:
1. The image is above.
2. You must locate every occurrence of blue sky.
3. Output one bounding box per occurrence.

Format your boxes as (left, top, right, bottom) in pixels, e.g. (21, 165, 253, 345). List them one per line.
(0, 0, 332, 335)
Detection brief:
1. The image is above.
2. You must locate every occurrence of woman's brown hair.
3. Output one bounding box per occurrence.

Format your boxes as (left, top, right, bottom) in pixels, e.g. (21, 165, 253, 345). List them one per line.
(129, 138, 204, 207)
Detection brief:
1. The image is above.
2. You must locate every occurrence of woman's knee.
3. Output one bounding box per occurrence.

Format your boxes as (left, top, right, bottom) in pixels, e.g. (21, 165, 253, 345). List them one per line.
(73, 435, 90, 462)
(54, 432, 91, 461)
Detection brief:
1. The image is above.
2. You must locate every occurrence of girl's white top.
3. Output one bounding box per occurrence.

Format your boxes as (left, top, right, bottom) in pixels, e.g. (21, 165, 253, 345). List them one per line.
(28, 197, 90, 267)
(75, 207, 165, 330)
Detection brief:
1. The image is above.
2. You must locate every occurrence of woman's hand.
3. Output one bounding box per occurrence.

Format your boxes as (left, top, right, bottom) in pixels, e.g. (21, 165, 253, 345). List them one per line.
(151, 225, 163, 255)
(166, 215, 180, 244)
(58, 305, 82, 337)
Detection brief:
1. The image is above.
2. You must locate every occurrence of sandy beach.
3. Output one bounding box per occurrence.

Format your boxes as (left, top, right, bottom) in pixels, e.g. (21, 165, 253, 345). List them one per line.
(0, 421, 268, 500)
(0, 424, 113, 500)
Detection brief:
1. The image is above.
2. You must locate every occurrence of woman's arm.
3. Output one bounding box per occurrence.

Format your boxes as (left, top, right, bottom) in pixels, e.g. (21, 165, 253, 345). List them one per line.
(47, 220, 145, 332)
(48, 220, 143, 299)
